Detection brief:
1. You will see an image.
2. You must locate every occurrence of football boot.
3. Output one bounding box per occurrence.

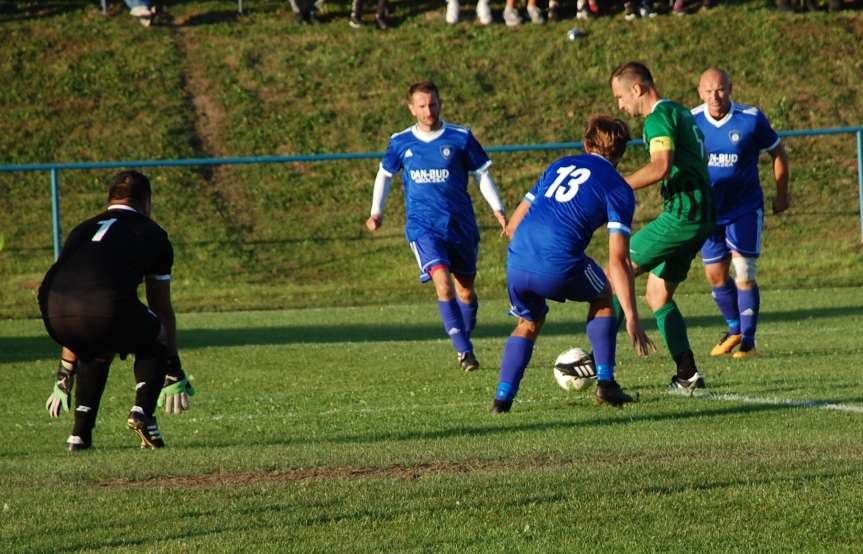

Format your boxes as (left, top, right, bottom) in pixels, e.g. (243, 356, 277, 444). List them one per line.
(458, 351, 480, 372)
(732, 344, 758, 359)
(669, 372, 706, 396)
(595, 380, 637, 407)
(710, 332, 742, 356)
(65, 435, 92, 453)
(490, 399, 512, 413)
(127, 410, 165, 449)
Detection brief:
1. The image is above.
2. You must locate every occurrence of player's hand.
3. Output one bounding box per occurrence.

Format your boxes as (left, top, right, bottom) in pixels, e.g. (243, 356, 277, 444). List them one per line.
(626, 320, 656, 357)
(158, 355, 196, 414)
(366, 214, 383, 232)
(772, 192, 790, 215)
(494, 211, 507, 237)
(46, 359, 76, 418)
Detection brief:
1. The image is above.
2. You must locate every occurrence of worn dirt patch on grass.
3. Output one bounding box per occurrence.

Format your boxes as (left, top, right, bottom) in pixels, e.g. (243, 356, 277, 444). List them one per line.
(98, 461, 498, 489)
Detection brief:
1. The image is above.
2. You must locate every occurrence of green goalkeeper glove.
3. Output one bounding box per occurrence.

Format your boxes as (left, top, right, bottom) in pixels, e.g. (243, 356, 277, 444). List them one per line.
(46, 359, 76, 418)
(157, 355, 196, 414)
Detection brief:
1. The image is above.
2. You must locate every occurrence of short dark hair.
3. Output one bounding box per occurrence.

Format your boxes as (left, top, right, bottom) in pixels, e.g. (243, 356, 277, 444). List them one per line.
(108, 170, 151, 206)
(407, 81, 440, 101)
(610, 61, 654, 89)
(583, 115, 631, 162)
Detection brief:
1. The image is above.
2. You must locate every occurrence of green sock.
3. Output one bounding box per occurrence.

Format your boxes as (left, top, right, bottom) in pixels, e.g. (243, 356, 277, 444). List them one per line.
(654, 301, 691, 359)
(612, 295, 625, 332)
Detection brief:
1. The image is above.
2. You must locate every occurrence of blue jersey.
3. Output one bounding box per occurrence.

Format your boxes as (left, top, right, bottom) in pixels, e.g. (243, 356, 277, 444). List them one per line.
(508, 153, 635, 277)
(691, 102, 780, 224)
(381, 123, 491, 243)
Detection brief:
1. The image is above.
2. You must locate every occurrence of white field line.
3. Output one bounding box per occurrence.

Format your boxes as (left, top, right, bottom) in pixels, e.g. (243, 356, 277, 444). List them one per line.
(16, 393, 863, 431)
(695, 392, 863, 414)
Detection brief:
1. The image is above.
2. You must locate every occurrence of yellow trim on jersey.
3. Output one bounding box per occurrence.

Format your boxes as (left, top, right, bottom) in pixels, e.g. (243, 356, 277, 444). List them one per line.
(649, 136, 674, 153)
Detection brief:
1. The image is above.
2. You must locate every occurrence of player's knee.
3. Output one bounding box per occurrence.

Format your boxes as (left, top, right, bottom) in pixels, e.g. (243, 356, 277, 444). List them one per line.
(515, 317, 543, 339)
(731, 256, 757, 284)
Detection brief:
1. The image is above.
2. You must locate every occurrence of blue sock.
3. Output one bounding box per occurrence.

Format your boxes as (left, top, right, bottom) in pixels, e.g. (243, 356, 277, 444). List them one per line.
(587, 316, 616, 381)
(495, 336, 534, 402)
(457, 297, 478, 340)
(438, 300, 472, 354)
(712, 278, 740, 335)
(738, 284, 760, 348)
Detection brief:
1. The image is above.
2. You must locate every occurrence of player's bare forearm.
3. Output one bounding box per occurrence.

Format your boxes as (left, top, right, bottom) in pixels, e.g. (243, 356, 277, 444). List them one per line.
(607, 256, 638, 323)
(505, 200, 530, 240)
(625, 150, 673, 190)
(771, 144, 790, 213)
(146, 279, 178, 356)
(494, 210, 507, 237)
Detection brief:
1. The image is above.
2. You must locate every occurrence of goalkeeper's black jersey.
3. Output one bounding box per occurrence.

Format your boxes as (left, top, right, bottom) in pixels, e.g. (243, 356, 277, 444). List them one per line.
(39, 206, 173, 318)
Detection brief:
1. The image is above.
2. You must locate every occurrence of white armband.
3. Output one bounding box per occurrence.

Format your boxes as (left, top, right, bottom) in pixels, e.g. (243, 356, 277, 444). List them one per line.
(474, 165, 504, 213)
(370, 164, 393, 216)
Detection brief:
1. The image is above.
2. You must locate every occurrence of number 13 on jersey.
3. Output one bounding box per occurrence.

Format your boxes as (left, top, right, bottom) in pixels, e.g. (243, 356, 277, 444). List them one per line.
(545, 165, 591, 202)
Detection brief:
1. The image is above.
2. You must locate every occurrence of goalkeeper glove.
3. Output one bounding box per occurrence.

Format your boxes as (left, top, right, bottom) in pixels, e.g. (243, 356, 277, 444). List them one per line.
(157, 355, 196, 414)
(46, 359, 76, 418)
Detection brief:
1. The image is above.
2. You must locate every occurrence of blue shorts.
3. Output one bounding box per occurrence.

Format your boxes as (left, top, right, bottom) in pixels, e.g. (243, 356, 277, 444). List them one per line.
(409, 234, 478, 283)
(507, 258, 608, 322)
(701, 208, 763, 263)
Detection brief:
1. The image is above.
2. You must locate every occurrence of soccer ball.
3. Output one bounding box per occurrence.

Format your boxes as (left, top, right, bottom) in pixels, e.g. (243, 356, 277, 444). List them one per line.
(553, 347, 596, 391)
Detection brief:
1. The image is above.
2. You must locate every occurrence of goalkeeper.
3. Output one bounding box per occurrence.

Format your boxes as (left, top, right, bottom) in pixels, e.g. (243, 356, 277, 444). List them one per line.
(39, 170, 194, 453)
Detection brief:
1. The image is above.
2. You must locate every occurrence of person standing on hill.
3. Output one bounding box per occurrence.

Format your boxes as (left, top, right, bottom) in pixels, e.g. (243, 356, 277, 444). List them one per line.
(610, 61, 715, 395)
(366, 81, 507, 373)
(691, 68, 790, 359)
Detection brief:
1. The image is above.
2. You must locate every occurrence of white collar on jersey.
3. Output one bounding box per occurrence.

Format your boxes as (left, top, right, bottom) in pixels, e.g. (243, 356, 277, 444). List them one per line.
(588, 152, 611, 164)
(649, 98, 670, 114)
(107, 204, 138, 213)
(411, 121, 447, 143)
(702, 101, 736, 128)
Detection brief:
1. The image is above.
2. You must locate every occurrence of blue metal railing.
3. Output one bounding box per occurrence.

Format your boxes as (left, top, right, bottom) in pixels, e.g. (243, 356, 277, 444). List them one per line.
(1, 126, 862, 259)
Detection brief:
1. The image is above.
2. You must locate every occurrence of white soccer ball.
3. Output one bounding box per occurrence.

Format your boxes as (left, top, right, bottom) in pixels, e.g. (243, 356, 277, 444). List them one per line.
(553, 347, 596, 391)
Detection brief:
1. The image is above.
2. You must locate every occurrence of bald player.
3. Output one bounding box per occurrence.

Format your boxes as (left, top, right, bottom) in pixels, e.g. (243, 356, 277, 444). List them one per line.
(692, 68, 790, 359)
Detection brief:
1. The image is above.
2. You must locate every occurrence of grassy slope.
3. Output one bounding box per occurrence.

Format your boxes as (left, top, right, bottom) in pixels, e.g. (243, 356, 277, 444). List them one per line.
(2, 288, 862, 551)
(1, 1, 862, 319)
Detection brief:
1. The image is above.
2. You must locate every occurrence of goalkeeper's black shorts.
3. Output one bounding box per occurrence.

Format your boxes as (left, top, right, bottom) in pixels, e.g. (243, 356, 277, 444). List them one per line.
(39, 293, 161, 361)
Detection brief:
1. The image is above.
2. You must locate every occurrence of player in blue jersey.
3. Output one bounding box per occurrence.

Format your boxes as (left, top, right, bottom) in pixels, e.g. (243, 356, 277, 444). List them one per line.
(366, 81, 507, 372)
(692, 68, 790, 359)
(491, 116, 655, 413)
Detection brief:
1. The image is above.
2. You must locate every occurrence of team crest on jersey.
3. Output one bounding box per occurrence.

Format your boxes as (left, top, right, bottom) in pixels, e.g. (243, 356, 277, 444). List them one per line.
(729, 130, 741, 144)
(439, 146, 452, 160)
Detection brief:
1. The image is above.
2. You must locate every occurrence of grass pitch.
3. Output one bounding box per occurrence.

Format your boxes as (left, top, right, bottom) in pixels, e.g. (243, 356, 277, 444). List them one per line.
(2, 286, 862, 552)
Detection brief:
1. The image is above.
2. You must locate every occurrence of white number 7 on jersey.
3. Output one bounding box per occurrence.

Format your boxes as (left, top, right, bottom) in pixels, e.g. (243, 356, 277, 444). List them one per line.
(91, 218, 117, 242)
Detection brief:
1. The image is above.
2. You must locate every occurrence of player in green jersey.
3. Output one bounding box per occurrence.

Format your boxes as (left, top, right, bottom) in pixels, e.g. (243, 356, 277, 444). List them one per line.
(610, 61, 716, 394)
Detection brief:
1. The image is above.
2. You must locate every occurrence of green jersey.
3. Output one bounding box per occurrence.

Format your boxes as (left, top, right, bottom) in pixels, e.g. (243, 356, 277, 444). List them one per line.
(643, 100, 714, 224)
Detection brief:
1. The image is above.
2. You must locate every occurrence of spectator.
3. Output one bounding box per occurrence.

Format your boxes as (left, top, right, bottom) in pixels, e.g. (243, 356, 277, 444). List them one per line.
(124, 0, 155, 26)
(624, 0, 655, 19)
(503, 0, 545, 25)
(350, 0, 389, 29)
(289, 0, 324, 23)
(445, 0, 493, 25)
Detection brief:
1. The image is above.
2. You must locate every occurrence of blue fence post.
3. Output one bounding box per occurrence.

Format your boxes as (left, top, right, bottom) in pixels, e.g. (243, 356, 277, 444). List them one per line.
(50, 168, 62, 261)
(858, 130, 863, 244)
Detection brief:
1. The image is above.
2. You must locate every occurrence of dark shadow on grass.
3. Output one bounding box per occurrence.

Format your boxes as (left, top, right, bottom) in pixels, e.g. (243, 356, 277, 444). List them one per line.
(4, 303, 862, 363)
(0, 1, 87, 22)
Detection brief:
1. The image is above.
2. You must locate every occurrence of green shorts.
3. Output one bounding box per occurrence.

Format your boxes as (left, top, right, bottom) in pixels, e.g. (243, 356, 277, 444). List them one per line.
(629, 212, 713, 284)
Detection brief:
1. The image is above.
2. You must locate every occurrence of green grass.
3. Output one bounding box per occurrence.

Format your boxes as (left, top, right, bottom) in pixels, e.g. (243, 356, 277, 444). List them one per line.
(2, 287, 863, 551)
(2, 1, 863, 317)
